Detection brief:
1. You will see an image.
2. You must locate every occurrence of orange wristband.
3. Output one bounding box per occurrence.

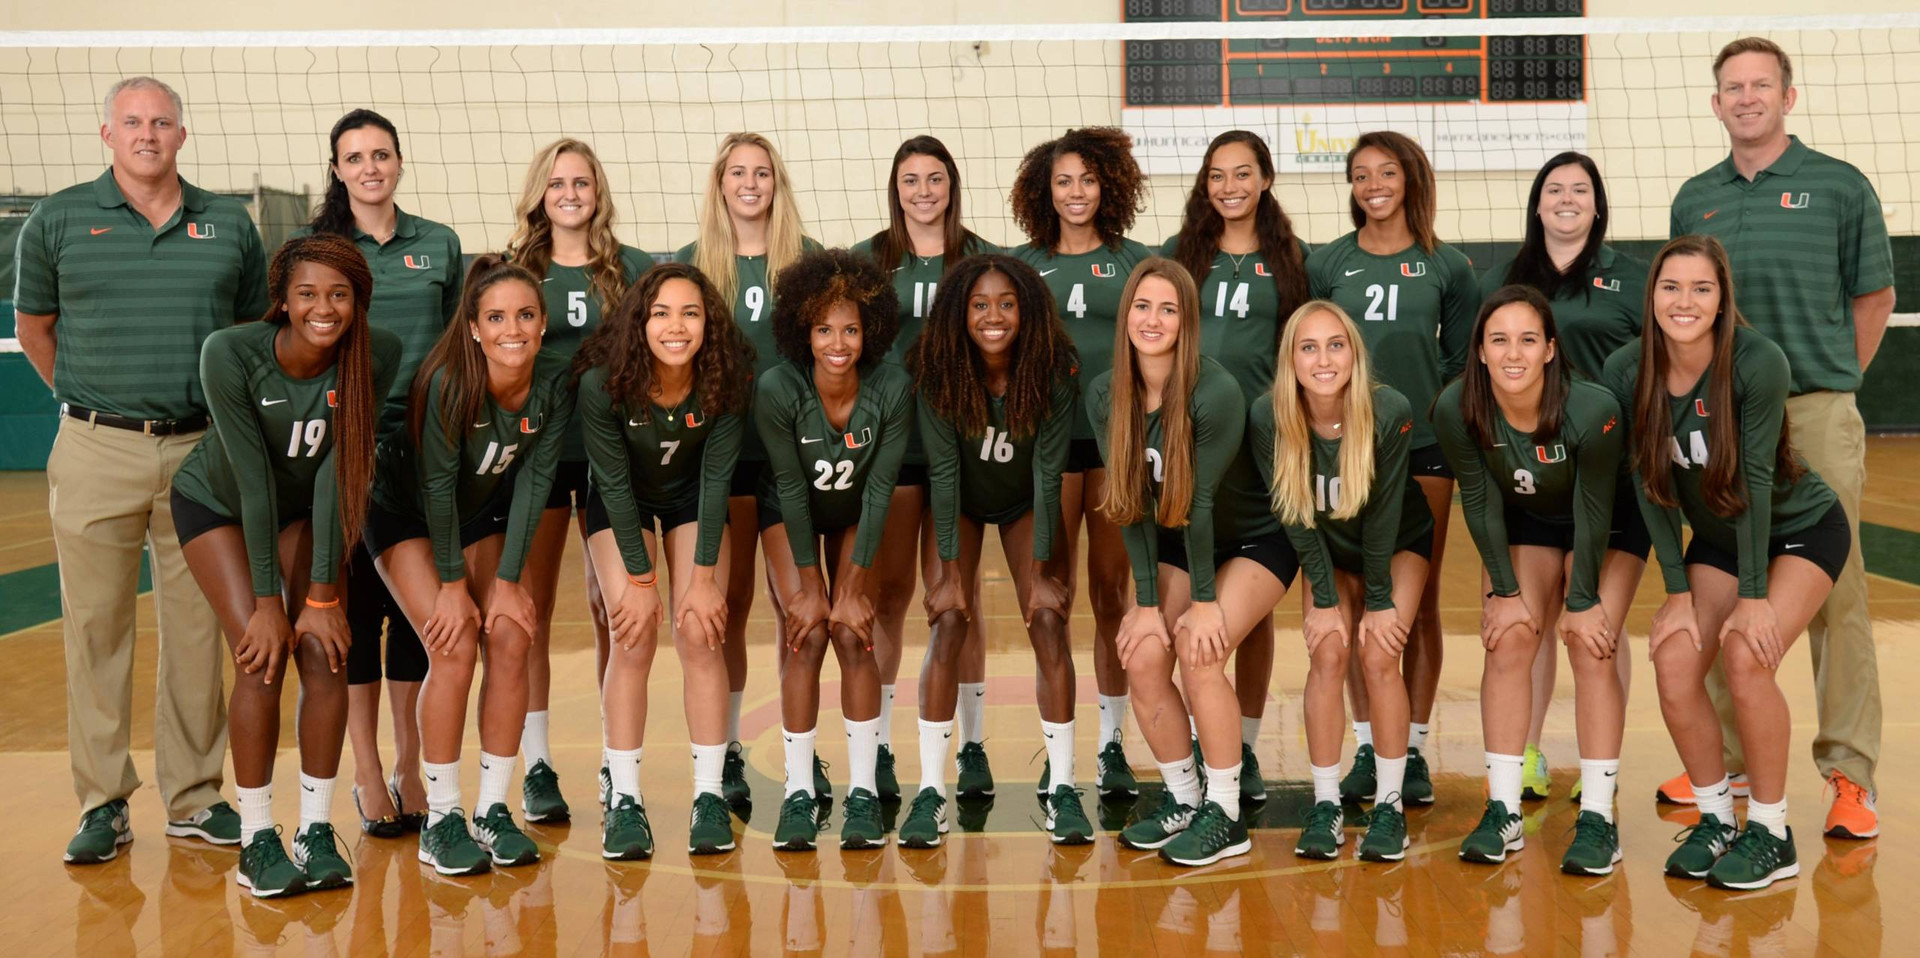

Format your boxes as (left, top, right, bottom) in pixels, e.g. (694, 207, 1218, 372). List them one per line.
(305, 596, 340, 609)
(628, 573, 656, 588)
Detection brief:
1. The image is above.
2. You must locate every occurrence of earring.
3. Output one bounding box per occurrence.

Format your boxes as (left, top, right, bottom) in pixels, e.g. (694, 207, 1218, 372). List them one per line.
(473, 334, 481, 342)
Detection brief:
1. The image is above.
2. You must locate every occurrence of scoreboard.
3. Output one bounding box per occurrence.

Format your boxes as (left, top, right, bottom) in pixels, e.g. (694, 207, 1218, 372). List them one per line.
(1121, 0, 1586, 108)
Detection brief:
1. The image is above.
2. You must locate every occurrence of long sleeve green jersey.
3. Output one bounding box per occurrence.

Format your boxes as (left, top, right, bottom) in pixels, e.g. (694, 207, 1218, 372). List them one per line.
(532, 244, 654, 462)
(754, 360, 914, 569)
(919, 376, 1076, 563)
(1160, 236, 1311, 399)
(673, 239, 823, 464)
(372, 350, 575, 584)
(1477, 245, 1646, 382)
(1306, 233, 1478, 449)
(1087, 356, 1260, 607)
(1431, 377, 1626, 612)
(577, 364, 742, 577)
(1600, 328, 1838, 598)
(173, 322, 402, 596)
(1251, 384, 1433, 611)
(1010, 238, 1155, 441)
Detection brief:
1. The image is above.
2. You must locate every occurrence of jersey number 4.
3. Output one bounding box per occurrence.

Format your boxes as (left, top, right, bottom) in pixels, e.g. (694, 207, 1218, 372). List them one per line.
(812, 459, 855, 491)
(285, 419, 327, 458)
(1667, 430, 1709, 470)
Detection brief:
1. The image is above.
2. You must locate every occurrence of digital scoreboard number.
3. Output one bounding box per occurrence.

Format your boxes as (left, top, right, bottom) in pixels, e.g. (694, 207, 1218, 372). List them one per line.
(1121, 0, 1585, 107)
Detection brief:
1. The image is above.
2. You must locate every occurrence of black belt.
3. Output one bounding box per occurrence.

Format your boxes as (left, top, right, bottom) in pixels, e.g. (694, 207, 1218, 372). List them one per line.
(63, 403, 206, 436)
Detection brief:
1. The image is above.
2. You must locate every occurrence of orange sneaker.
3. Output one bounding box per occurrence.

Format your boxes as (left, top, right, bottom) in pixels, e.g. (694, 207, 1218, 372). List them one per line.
(1823, 770, 1879, 839)
(1654, 771, 1750, 804)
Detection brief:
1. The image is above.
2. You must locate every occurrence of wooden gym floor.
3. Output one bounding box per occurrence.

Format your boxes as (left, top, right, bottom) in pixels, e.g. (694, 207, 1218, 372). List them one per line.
(2, 438, 1918, 955)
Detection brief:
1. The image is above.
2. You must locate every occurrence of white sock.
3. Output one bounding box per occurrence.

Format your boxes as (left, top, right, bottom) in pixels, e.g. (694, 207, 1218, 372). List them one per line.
(1409, 722, 1431, 753)
(1157, 757, 1202, 809)
(1041, 719, 1075, 789)
(1310, 764, 1342, 805)
(520, 710, 551, 767)
(845, 716, 881, 795)
(1205, 763, 1243, 820)
(918, 719, 955, 794)
(1746, 796, 1789, 840)
(297, 773, 334, 833)
(424, 760, 462, 824)
(1241, 715, 1262, 749)
(878, 685, 896, 751)
(477, 751, 515, 813)
(691, 742, 727, 799)
(1486, 752, 1525, 808)
(1694, 775, 1736, 824)
(1374, 752, 1408, 810)
(957, 683, 987, 744)
(1097, 693, 1129, 746)
(1579, 758, 1620, 822)
(608, 746, 642, 804)
(726, 691, 744, 744)
(782, 728, 817, 797)
(1353, 721, 1374, 748)
(237, 783, 273, 846)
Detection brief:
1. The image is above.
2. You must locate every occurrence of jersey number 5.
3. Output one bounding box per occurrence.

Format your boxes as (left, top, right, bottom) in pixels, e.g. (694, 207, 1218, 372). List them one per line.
(812, 459, 855, 491)
(566, 291, 589, 327)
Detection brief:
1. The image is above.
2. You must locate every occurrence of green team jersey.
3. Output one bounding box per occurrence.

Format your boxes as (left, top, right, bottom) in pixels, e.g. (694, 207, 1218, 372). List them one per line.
(1669, 136, 1895, 394)
(755, 359, 914, 569)
(1601, 327, 1838, 598)
(1087, 357, 1263, 606)
(1011, 238, 1156, 441)
(1306, 233, 1478, 449)
(1252, 385, 1433, 611)
(291, 209, 463, 438)
(576, 364, 741, 577)
(11, 168, 269, 421)
(530, 244, 654, 462)
(1160, 236, 1311, 398)
(920, 377, 1076, 563)
(372, 350, 575, 584)
(173, 322, 402, 596)
(1431, 378, 1626, 612)
(1477, 245, 1646, 381)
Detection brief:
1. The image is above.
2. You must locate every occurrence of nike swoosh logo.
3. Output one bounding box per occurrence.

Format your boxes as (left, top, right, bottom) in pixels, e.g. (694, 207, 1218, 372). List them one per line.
(628, 417, 646, 427)
(974, 690, 984, 697)
(1603, 771, 1617, 777)
(91, 227, 113, 235)
(943, 731, 953, 739)
(425, 773, 438, 782)
(260, 398, 288, 406)
(493, 515, 509, 523)
(473, 421, 491, 428)
(1783, 543, 1805, 550)
(1043, 731, 1054, 739)
(1344, 268, 1365, 276)
(800, 436, 822, 444)
(542, 277, 555, 283)
(302, 784, 315, 792)
(1038, 269, 1058, 277)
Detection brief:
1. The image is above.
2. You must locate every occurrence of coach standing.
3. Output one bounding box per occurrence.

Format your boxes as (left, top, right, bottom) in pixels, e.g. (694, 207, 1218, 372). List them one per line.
(1665, 38, 1895, 838)
(13, 76, 267, 863)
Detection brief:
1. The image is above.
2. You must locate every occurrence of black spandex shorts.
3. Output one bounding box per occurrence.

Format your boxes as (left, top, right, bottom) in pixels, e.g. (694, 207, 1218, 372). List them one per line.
(583, 486, 704, 538)
(1156, 528, 1301, 590)
(360, 498, 512, 563)
(345, 544, 427, 685)
(169, 486, 303, 548)
(1408, 443, 1455, 481)
(1502, 479, 1653, 562)
(1067, 437, 1104, 473)
(545, 459, 591, 511)
(1683, 501, 1851, 585)
(1329, 522, 1434, 577)
(729, 459, 765, 499)
(896, 462, 928, 487)
(756, 499, 854, 538)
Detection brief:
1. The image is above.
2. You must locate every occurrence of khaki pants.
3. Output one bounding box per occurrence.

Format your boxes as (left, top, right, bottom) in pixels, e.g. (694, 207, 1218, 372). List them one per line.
(1707, 390, 1878, 790)
(49, 416, 226, 819)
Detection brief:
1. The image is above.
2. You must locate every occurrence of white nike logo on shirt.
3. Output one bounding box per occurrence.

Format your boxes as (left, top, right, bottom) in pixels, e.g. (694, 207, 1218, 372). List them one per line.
(1039, 269, 1058, 277)
(1344, 268, 1365, 276)
(801, 436, 823, 444)
(260, 398, 288, 406)
(629, 417, 646, 427)
(473, 421, 492, 428)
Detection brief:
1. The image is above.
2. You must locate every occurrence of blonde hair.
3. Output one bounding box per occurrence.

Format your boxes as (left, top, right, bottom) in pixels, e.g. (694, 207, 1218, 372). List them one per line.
(1269, 300, 1378, 526)
(505, 138, 629, 316)
(1100, 258, 1204, 528)
(695, 132, 806, 303)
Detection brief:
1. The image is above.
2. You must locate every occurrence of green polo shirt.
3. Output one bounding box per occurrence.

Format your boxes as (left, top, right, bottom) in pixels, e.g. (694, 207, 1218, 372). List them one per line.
(1478, 244, 1646, 382)
(12, 168, 268, 420)
(1669, 136, 1894, 394)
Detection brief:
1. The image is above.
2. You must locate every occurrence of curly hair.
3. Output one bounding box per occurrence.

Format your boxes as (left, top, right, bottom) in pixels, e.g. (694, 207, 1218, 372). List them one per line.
(907, 254, 1078, 440)
(769, 247, 899, 370)
(1009, 127, 1146, 253)
(573, 261, 754, 419)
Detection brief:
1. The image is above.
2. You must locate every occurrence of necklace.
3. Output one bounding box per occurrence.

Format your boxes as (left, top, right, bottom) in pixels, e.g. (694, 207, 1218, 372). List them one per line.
(1225, 250, 1252, 279)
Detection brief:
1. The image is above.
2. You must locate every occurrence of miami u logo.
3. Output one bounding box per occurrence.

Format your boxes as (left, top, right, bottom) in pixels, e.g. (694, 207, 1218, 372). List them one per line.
(520, 416, 541, 434)
(1780, 192, 1810, 209)
(844, 427, 873, 449)
(326, 389, 337, 408)
(186, 223, 215, 239)
(1593, 276, 1620, 292)
(1535, 444, 1567, 464)
(1091, 263, 1117, 278)
(1254, 262, 1271, 277)
(1695, 399, 1710, 417)
(1400, 262, 1426, 278)
(685, 411, 705, 428)
(404, 255, 432, 270)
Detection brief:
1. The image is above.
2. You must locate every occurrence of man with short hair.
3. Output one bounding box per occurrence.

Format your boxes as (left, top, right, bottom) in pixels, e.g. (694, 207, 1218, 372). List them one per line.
(1662, 37, 1896, 839)
(14, 75, 268, 863)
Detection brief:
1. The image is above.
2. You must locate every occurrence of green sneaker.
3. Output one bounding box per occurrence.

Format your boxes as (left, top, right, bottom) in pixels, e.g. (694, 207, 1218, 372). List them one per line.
(236, 828, 306, 898)
(875, 746, 900, 801)
(1036, 758, 1051, 796)
(1358, 799, 1409, 862)
(1340, 745, 1377, 803)
(1561, 810, 1623, 876)
(955, 741, 995, 798)
(840, 787, 887, 850)
(1665, 813, 1736, 879)
(1294, 801, 1345, 860)
(1119, 789, 1195, 850)
(601, 795, 654, 861)
(774, 791, 820, 851)
(1160, 801, 1252, 867)
(1241, 744, 1267, 803)
(688, 793, 736, 854)
(1522, 745, 1551, 801)
(1046, 785, 1094, 845)
(522, 759, 570, 824)
(1403, 748, 1434, 805)
(418, 810, 490, 876)
(899, 788, 949, 849)
(64, 799, 132, 864)
(1708, 825, 1799, 890)
(167, 801, 242, 846)
(472, 803, 541, 867)
(1098, 741, 1139, 799)
(721, 743, 750, 807)
(291, 822, 353, 889)
(1459, 800, 1525, 864)
(813, 756, 833, 800)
